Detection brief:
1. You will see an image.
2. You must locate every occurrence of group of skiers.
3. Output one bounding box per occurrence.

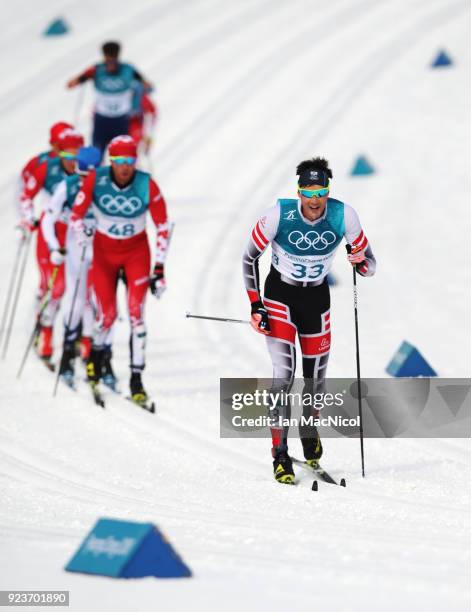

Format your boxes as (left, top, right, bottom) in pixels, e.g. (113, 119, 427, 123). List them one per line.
(14, 41, 167, 408)
(13, 39, 377, 483)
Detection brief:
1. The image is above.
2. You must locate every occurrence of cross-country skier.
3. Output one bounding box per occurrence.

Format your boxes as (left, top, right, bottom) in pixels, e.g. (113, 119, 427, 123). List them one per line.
(41, 146, 105, 388)
(66, 41, 152, 155)
(128, 82, 157, 155)
(15, 121, 73, 220)
(20, 129, 85, 364)
(242, 157, 376, 484)
(69, 135, 169, 406)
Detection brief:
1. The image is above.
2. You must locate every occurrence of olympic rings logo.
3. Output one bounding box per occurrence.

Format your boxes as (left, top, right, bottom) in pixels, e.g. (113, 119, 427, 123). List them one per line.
(98, 194, 143, 216)
(99, 77, 126, 91)
(288, 230, 337, 251)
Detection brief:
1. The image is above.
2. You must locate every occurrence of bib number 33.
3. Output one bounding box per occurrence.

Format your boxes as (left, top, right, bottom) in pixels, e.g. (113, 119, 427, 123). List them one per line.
(108, 223, 135, 237)
(292, 263, 324, 279)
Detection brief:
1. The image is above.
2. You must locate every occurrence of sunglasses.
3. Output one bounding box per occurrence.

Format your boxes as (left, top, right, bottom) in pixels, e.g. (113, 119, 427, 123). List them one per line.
(59, 151, 77, 160)
(109, 156, 137, 165)
(298, 186, 330, 198)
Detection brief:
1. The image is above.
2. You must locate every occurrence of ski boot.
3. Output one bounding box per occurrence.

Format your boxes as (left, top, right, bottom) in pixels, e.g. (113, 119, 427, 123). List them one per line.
(58, 341, 76, 389)
(130, 371, 148, 405)
(86, 347, 103, 385)
(102, 346, 118, 392)
(37, 325, 54, 370)
(273, 449, 295, 484)
(301, 434, 323, 469)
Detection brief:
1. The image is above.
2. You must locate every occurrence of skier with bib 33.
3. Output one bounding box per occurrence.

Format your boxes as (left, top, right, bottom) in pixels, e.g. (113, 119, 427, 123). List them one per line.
(242, 157, 376, 484)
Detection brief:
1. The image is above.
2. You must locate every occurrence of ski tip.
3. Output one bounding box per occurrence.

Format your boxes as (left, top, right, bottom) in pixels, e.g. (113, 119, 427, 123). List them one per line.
(312, 480, 318, 491)
(340, 478, 346, 487)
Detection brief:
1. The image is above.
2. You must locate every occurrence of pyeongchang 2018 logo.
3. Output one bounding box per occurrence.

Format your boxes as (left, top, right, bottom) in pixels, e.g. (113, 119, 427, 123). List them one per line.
(288, 230, 337, 251)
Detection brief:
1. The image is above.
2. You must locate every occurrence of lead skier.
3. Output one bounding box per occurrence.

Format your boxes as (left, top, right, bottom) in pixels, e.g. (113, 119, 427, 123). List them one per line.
(66, 41, 152, 155)
(243, 157, 376, 484)
(69, 135, 169, 406)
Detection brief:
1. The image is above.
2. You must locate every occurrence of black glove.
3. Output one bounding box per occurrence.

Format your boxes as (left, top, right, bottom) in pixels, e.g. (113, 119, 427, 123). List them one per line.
(149, 263, 166, 298)
(251, 300, 271, 332)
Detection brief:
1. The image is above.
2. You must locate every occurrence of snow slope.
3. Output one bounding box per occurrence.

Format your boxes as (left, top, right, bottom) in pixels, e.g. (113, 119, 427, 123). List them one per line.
(1, 0, 471, 610)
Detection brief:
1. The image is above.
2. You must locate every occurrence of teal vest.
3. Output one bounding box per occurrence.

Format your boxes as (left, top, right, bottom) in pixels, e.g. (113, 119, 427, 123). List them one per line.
(93, 167, 150, 219)
(94, 62, 135, 94)
(275, 198, 345, 255)
(44, 157, 67, 195)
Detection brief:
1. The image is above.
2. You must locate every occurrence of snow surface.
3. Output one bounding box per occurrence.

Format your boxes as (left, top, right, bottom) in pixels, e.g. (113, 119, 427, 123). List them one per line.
(1, 0, 471, 610)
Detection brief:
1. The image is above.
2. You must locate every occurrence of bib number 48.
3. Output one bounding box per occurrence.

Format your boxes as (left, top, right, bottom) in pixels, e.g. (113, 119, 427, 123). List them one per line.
(108, 223, 135, 237)
(292, 263, 324, 279)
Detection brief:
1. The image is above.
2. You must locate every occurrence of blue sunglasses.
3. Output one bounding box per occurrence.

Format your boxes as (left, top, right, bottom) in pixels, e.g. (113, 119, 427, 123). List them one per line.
(109, 156, 137, 165)
(298, 186, 330, 198)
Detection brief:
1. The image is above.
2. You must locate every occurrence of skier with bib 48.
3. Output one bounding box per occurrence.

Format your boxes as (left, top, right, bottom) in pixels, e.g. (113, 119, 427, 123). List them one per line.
(242, 157, 376, 484)
(70, 135, 169, 407)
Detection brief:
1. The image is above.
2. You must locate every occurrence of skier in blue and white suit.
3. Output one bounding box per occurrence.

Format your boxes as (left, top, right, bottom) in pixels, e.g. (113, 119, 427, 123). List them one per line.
(242, 157, 376, 484)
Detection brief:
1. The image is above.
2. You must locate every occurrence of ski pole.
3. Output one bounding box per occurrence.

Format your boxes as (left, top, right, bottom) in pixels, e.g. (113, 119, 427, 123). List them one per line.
(346, 244, 365, 477)
(53, 246, 87, 397)
(185, 311, 250, 325)
(2, 233, 32, 359)
(17, 266, 59, 379)
(0, 239, 25, 347)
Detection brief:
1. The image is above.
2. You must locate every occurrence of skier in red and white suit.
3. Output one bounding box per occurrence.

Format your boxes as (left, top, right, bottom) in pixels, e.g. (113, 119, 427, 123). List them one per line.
(20, 128, 84, 360)
(70, 135, 169, 403)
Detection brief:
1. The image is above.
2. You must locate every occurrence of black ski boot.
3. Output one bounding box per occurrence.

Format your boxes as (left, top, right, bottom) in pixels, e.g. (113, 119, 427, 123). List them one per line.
(130, 371, 148, 406)
(102, 346, 118, 391)
(59, 341, 76, 388)
(301, 433, 323, 469)
(86, 347, 104, 386)
(273, 449, 295, 484)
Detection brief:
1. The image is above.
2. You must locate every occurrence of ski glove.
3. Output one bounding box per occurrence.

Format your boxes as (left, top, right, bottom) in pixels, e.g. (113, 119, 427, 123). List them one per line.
(50, 248, 66, 266)
(70, 216, 91, 248)
(250, 300, 271, 333)
(150, 263, 166, 299)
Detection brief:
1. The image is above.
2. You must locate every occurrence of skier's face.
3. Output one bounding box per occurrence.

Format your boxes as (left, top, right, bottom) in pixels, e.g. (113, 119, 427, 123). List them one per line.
(299, 185, 328, 221)
(111, 160, 136, 184)
(60, 149, 79, 174)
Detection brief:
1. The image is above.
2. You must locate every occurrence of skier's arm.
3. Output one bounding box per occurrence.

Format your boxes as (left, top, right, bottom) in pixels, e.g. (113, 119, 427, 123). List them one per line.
(343, 204, 376, 277)
(148, 179, 168, 299)
(242, 204, 280, 304)
(19, 161, 48, 227)
(67, 66, 96, 88)
(41, 180, 67, 251)
(70, 171, 95, 221)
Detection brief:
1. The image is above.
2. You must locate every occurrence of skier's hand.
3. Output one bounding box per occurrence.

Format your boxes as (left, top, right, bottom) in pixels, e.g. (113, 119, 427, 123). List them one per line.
(50, 248, 66, 266)
(250, 301, 271, 335)
(347, 248, 365, 265)
(70, 216, 90, 248)
(17, 217, 36, 240)
(150, 263, 166, 299)
(66, 77, 79, 89)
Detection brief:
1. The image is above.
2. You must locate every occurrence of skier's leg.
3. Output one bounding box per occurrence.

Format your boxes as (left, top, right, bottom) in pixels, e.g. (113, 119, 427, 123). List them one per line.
(263, 270, 298, 463)
(123, 234, 150, 372)
(87, 237, 120, 383)
(297, 279, 331, 462)
(123, 233, 151, 400)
